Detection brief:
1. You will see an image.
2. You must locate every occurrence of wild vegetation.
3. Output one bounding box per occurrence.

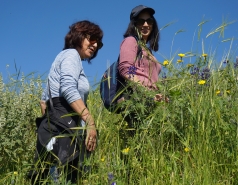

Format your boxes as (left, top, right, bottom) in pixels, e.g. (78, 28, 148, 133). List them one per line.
(0, 20, 238, 184)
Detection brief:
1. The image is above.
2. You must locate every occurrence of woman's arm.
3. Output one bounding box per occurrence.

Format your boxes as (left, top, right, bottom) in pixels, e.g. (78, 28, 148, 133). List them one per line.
(70, 99, 94, 126)
(118, 37, 142, 84)
(70, 97, 97, 152)
(60, 50, 97, 151)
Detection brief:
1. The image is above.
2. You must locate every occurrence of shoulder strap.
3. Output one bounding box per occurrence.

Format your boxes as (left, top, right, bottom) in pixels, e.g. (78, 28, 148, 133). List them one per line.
(47, 79, 54, 110)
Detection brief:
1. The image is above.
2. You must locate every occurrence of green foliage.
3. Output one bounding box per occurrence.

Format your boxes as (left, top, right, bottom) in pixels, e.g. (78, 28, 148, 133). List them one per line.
(0, 74, 43, 183)
(1, 63, 238, 185)
(1, 19, 238, 184)
(83, 53, 238, 184)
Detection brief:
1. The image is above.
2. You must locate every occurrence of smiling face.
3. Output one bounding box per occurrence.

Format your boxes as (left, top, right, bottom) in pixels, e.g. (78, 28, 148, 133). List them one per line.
(135, 11, 154, 42)
(77, 35, 102, 59)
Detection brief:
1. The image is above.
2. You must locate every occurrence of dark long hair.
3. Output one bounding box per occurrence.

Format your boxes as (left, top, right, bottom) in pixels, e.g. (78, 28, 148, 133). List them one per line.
(123, 13, 159, 52)
(63, 20, 103, 63)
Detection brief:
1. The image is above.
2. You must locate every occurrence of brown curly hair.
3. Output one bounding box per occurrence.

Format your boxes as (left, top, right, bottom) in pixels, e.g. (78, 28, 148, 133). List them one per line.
(63, 20, 103, 63)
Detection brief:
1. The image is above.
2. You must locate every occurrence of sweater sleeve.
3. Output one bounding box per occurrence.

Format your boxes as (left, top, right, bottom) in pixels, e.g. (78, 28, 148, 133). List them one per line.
(118, 36, 138, 78)
(59, 50, 82, 104)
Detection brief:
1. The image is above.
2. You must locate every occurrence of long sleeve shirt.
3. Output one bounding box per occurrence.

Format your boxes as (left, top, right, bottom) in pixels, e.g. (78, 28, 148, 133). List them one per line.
(41, 48, 89, 106)
(118, 36, 161, 90)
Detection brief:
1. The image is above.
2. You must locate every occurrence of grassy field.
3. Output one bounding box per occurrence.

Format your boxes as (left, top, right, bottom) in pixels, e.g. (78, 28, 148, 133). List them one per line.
(0, 21, 238, 185)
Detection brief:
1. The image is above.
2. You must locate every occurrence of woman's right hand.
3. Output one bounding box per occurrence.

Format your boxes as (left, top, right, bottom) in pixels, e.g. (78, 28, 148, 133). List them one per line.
(154, 94, 169, 103)
(40, 100, 46, 115)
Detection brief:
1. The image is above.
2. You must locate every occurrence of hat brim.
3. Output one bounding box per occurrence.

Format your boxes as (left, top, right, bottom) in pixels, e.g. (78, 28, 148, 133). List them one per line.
(130, 7, 155, 20)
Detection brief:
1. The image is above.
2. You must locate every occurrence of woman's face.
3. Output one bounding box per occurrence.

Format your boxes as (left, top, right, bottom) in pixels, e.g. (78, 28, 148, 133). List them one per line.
(77, 35, 103, 59)
(136, 11, 153, 41)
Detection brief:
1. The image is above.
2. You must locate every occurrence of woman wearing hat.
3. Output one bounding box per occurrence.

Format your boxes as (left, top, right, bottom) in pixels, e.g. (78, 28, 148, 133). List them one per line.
(118, 5, 164, 131)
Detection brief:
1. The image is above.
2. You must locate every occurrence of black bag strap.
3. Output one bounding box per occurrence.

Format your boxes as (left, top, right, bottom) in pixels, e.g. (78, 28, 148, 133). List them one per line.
(47, 78, 54, 110)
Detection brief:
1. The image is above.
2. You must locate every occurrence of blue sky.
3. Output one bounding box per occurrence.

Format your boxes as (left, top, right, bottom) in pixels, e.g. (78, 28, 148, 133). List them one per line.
(1, 0, 238, 87)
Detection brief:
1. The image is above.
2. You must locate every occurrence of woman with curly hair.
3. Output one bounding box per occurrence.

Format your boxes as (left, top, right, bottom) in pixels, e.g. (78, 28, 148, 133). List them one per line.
(29, 20, 103, 184)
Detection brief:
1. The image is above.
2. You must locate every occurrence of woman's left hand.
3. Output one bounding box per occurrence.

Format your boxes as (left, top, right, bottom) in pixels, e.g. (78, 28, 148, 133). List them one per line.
(70, 99, 98, 151)
(85, 124, 97, 151)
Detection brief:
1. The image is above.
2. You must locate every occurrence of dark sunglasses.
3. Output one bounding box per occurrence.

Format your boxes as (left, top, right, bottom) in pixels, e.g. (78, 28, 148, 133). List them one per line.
(136, 18, 154, 26)
(86, 34, 103, 49)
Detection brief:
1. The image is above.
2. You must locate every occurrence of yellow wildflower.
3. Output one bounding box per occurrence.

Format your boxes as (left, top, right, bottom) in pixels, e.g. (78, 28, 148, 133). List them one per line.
(163, 60, 169, 66)
(83, 180, 89, 185)
(177, 59, 183, 63)
(216, 90, 221, 95)
(100, 156, 105, 162)
(187, 64, 194, 68)
(122, 147, 130, 155)
(198, 80, 206, 85)
(184, 147, 190, 152)
(202, 53, 208, 57)
(14, 171, 18, 175)
(178, 53, 185, 58)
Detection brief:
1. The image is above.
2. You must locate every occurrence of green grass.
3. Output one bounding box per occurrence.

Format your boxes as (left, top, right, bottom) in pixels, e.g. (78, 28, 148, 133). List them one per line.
(0, 19, 238, 185)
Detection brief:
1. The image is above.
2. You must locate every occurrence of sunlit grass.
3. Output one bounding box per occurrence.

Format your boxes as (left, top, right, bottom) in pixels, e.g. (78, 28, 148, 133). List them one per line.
(0, 18, 238, 184)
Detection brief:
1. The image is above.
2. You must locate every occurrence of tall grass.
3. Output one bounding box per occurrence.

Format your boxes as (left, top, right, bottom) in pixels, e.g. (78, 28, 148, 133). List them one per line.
(0, 19, 238, 184)
(0, 73, 43, 184)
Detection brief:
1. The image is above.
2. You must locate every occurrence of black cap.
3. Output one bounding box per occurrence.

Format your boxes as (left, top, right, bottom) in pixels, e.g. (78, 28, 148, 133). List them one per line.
(130, 5, 155, 20)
